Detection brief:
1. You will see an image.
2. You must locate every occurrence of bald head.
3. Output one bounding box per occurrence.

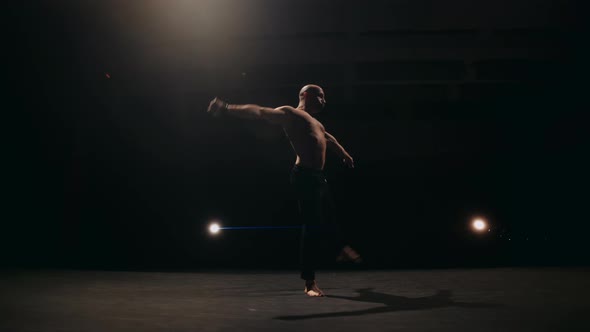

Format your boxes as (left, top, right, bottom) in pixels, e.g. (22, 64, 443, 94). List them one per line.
(297, 84, 326, 114)
(299, 84, 323, 99)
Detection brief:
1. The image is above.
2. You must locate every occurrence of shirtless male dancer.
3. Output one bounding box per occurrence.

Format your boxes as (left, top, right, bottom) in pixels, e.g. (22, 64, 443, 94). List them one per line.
(207, 84, 361, 297)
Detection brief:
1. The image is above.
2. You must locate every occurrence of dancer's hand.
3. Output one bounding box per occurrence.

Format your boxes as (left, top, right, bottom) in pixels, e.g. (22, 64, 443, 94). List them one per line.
(207, 97, 228, 117)
(343, 155, 354, 168)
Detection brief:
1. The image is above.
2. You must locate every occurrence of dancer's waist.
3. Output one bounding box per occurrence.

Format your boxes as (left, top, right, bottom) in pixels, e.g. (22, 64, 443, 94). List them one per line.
(292, 164, 323, 174)
(292, 164, 326, 180)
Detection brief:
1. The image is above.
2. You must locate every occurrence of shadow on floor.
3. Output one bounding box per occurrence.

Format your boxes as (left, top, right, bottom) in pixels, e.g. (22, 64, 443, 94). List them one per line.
(274, 288, 501, 321)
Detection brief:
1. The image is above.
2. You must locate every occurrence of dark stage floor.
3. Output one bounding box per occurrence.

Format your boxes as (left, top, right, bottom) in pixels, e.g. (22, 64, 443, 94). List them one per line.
(1, 267, 588, 331)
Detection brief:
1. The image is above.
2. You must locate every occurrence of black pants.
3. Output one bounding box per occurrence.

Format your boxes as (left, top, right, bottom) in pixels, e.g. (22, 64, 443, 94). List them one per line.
(290, 165, 347, 281)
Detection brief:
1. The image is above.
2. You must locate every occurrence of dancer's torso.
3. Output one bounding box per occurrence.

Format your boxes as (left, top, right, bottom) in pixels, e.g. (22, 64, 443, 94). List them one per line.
(283, 108, 327, 170)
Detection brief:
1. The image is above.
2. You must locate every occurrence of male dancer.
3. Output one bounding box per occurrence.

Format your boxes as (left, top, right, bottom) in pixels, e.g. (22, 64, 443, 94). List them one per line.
(207, 84, 361, 297)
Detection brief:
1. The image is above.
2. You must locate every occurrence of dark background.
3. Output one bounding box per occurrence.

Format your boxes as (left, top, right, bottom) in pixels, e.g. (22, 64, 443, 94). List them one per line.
(6, 0, 588, 271)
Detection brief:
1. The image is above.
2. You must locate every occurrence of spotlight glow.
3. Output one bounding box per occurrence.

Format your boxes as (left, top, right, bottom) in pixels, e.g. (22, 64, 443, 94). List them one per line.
(209, 222, 221, 235)
(472, 218, 487, 232)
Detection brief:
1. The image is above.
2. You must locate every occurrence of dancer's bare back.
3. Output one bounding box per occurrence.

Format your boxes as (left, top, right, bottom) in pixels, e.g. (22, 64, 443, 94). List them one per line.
(207, 93, 359, 297)
(207, 98, 354, 170)
(281, 107, 327, 170)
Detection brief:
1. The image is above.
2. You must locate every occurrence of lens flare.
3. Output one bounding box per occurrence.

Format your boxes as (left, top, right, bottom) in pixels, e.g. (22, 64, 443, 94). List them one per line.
(472, 218, 487, 232)
(209, 222, 221, 235)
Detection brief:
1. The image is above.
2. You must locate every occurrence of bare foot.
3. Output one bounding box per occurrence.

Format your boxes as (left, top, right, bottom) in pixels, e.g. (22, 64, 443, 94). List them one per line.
(336, 245, 363, 263)
(304, 281, 325, 297)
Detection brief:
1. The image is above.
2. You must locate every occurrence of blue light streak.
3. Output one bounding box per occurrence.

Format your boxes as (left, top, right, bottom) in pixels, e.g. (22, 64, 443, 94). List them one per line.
(219, 225, 302, 230)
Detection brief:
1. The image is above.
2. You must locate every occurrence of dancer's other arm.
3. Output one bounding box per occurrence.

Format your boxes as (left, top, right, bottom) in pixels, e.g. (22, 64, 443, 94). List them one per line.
(325, 131, 354, 168)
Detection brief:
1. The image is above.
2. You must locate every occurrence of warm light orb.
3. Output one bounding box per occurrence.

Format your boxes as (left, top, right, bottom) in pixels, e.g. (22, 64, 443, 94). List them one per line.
(209, 222, 221, 235)
(472, 218, 487, 232)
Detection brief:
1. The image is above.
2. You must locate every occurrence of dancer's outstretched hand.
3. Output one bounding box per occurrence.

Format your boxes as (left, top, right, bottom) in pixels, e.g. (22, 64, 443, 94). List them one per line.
(207, 97, 228, 117)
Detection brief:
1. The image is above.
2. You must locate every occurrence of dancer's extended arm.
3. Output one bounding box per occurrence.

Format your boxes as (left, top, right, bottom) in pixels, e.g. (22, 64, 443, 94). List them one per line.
(207, 97, 292, 125)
